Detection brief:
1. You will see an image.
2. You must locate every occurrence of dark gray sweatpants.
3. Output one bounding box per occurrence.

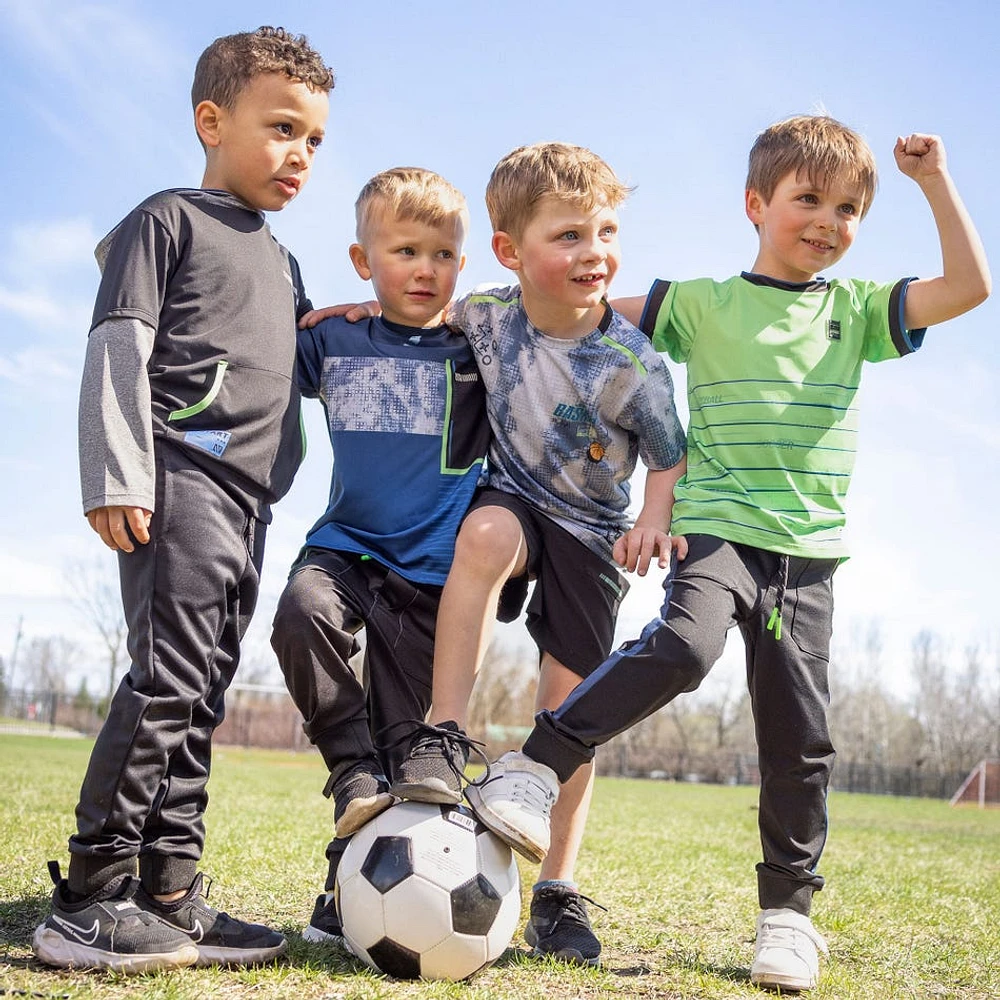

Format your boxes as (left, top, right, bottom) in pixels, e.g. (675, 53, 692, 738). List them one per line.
(69, 448, 265, 896)
(524, 534, 838, 915)
(270, 547, 440, 891)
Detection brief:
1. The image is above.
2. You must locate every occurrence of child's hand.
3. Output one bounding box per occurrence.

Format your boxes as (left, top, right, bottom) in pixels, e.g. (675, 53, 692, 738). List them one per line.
(613, 525, 687, 576)
(894, 133, 947, 183)
(86, 505, 152, 552)
(298, 301, 381, 329)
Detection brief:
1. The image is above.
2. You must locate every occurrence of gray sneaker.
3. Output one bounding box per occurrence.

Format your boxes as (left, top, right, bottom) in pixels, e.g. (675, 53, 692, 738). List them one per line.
(750, 908, 828, 992)
(32, 862, 199, 973)
(388, 721, 486, 805)
(465, 751, 559, 863)
(332, 760, 394, 838)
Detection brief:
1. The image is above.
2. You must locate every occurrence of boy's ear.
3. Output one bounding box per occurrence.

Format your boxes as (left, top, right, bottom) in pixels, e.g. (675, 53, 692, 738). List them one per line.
(194, 100, 225, 148)
(745, 188, 765, 227)
(491, 231, 520, 272)
(349, 243, 372, 281)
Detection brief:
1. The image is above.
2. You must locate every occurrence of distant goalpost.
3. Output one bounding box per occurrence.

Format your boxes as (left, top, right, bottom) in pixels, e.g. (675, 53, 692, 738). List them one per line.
(949, 759, 1000, 808)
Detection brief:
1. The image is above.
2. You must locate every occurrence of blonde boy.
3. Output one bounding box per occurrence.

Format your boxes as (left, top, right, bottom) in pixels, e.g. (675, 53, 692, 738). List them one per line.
(391, 143, 688, 964)
(271, 168, 491, 944)
(33, 27, 332, 973)
(466, 117, 990, 990)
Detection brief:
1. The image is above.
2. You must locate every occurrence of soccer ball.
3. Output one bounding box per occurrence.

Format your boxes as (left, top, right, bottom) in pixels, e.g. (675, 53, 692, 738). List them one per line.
(335, 801, 521, 980)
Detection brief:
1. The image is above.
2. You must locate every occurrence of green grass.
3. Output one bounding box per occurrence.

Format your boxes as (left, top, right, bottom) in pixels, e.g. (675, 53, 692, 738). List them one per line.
(1, 734, 998, 999)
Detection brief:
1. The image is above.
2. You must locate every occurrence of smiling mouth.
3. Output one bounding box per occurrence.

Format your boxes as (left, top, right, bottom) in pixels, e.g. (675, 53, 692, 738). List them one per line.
(572, 272, 606, 284)
(803, 239, 834, 252)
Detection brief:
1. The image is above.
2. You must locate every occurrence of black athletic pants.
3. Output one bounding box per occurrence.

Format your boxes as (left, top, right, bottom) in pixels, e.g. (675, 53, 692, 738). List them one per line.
(69, 449, 265, 896)
(524, 534, 838, 915)
(270, 547, 440, 890)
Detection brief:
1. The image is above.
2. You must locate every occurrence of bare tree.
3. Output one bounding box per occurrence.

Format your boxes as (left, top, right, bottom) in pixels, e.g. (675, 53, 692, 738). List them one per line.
(64, 557, 128, 706)
(20, 635, 80, 696)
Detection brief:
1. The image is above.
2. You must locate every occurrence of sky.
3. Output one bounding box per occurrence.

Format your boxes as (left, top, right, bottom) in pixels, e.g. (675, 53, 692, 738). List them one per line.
(0, 0, 997, 701)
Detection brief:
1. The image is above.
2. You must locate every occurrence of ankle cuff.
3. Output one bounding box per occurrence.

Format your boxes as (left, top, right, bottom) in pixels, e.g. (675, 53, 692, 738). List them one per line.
(139, 854, 198, 895)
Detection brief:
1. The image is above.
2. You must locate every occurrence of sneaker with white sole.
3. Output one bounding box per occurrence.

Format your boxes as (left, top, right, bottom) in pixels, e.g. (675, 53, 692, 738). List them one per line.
(301, 891, 343, 946)
(750, 907, 828, 992)
(138, 872, 287, 966)
(32, 861, 199, 973)
(464, 750, 559, 863)
(332, 760, 394, 839)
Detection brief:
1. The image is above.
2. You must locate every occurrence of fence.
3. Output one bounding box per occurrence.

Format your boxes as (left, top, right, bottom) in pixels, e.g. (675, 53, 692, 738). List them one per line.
(0, 686, 976, 802)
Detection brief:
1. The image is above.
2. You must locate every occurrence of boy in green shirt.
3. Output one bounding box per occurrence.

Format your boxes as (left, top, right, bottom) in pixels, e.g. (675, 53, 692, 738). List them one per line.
(465, 116, 990, 992)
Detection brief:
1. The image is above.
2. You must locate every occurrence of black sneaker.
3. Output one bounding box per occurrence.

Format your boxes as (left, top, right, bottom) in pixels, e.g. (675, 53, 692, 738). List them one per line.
(332, 761, 394, 838)
(524, 884, 605, 966)
(32, 861, 199, 973)
(301, 891, 343, 946)
(386, 721, 486, 805)
(138, 872, 287, 966)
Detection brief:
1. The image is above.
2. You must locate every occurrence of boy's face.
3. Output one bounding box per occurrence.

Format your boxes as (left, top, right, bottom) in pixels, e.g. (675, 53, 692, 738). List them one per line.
(746, 170, 864, 282)
(494, 195, 620, 335)
(349, 211, 466, 328)
(197, 72, 329, 212)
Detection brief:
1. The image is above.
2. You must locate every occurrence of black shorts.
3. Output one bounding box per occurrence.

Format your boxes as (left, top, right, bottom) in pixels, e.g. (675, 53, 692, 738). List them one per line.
(465, 489, 629, 678)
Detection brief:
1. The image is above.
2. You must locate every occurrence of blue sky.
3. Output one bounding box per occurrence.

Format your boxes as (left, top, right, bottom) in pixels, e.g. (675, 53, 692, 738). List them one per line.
(0, 0, 996, 697)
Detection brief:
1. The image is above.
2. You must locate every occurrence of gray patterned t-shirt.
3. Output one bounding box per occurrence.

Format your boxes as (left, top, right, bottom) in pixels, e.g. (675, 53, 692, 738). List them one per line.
(448, 284, 686, 560)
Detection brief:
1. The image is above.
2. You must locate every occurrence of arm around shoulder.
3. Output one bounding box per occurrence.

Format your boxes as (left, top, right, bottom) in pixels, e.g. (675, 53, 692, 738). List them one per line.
(895, 134, 991, 331)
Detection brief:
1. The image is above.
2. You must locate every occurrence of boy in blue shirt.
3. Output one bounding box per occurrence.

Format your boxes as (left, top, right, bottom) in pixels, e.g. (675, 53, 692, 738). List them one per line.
(32, 26, 332, 973)
(270, 167, 490, 944)
(466, 117, 990, 991)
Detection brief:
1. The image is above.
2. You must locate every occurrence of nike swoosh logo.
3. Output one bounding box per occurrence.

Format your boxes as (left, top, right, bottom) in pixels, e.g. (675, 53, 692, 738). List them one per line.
(182, 918, 204, 943)
(51, 914, 100, 945)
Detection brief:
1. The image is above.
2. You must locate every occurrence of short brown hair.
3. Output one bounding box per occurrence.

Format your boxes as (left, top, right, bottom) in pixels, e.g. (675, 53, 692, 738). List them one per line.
(191, 26, 334, 111)
(355, 167, 469, 244)
(747, 115, 878, 218)
(485, 142, 632, 238)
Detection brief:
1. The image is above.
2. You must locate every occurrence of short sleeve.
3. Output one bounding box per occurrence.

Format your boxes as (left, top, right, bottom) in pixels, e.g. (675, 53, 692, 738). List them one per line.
(91, 208, 176, 332)
(639, 278, 709, 363)
(295, 320, 326, 397)
(859, 277, 926, 362)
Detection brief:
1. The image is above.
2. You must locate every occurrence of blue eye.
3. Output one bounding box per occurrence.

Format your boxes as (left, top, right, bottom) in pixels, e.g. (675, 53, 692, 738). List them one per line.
(308, 135, 323, 150)
(560, 231, 579, 241)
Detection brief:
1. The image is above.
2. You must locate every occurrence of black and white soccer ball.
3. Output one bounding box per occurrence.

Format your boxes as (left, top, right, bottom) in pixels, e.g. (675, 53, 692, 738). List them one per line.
(335, 800, 521, 980)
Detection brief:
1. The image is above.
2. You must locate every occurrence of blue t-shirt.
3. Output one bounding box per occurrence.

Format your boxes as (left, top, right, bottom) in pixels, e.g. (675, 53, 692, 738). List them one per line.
(296, 315, 490, 585)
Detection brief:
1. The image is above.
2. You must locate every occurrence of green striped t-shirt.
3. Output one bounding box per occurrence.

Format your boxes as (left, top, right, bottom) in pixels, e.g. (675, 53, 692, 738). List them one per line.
(641, 272, 925, 558)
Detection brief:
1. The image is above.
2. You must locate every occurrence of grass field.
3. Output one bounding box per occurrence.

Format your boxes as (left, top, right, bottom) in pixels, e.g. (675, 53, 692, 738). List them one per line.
(1, 734, 997, 999)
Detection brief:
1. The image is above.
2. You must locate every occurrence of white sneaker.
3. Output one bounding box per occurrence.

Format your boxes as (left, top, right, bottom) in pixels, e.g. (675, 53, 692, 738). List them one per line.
(465, 751, 558, 864)
(750, 908, 828, 992)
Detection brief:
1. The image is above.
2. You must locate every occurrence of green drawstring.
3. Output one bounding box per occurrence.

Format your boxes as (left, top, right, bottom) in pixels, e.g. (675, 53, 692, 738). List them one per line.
(766, 554, 789, 641)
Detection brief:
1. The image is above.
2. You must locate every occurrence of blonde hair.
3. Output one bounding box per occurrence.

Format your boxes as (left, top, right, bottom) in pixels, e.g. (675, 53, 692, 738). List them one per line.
(485, 142, 632, 238)
(355, 167, 469, 244)
(747, 115, 878, 219)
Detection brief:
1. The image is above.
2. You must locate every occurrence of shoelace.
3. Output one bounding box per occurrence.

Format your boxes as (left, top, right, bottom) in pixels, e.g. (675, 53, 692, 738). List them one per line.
(759, 917, 828, 955)
(380, 721, 492, 788)
(485, 768, 556, 812)
(538, 888, 608, 923)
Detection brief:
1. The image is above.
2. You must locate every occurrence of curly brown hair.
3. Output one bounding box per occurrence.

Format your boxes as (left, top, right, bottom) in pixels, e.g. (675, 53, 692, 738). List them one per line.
(191, 26, 334, 110)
